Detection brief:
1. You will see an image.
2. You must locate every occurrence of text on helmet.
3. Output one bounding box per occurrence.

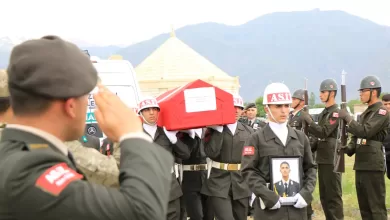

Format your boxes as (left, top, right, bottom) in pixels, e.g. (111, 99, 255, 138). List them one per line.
(267, 92, 291, 103)
(139, 99, 158, 108)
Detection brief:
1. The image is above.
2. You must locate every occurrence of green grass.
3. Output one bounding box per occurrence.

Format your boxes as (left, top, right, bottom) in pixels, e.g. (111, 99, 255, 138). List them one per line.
(311, 156, 390, 220)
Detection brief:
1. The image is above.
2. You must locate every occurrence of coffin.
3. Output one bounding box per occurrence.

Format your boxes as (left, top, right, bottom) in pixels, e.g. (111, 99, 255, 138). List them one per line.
(156, 79, 236, 130)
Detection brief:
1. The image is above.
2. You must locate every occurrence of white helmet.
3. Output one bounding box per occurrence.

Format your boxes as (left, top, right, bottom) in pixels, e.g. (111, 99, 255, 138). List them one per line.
(233, 94, 244, 109)
(137, 97, 160, 114)
(263, 83, 292, 105)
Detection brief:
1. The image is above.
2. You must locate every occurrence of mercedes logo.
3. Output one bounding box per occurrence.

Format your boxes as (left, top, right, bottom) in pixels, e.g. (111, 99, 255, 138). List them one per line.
(87, 126, 97, 135)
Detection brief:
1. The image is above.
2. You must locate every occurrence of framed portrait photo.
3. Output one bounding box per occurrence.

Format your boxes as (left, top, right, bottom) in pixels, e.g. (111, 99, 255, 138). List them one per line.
(270, 156, 302, 205)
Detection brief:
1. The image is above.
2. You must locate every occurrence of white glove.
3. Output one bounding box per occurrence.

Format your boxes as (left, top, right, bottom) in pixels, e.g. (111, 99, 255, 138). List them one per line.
(193, 128, 203, 138)
(207, 125, 223, 133)
(293, 193, 307, 209)
(163, 127, 178, 144)
(250, 193, 256, 207)
(270, 201, 281, 210)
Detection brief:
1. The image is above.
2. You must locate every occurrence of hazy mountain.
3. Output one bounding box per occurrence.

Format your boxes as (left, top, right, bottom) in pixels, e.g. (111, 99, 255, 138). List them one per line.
(1, 9, 390, 101)
(117, 9, 390, 101)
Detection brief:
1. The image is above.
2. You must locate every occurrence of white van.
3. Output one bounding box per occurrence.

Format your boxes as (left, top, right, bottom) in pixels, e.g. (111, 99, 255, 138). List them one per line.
(85, 57, 142, 140)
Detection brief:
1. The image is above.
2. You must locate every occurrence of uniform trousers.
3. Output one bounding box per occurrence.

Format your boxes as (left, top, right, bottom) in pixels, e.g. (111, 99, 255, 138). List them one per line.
(208, 188, 248, 220)
(167, 198, 181, 220)
(355, 171, 387, 220)
(184, 191, 213, 220)
(180, 195, 187, 220)
(318, 164, 343, 220)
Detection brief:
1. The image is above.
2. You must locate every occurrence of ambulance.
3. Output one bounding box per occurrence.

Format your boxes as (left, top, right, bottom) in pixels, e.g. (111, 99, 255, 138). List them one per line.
(85, 53, 142, 141)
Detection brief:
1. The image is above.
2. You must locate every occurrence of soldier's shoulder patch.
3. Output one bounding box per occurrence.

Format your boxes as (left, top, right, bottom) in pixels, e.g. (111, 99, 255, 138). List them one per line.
(378, 109, 387, 116)
(332, 112, 339, 118)
(242, 146, 255, 156)
(35, 163, 83, 196)
(329, 118, 337, 125)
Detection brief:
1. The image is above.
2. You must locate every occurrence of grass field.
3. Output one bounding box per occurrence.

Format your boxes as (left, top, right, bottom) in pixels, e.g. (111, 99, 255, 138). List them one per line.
(311, 156, 390, 220)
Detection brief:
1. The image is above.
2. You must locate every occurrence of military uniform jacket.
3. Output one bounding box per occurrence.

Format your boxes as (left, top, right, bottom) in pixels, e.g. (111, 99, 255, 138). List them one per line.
(178, 132, 207, 193)
(0, 127, 174, 220)
(273, 179, 300, 197)
(242, 118, 267, 130)
(289, 109, 318, 152)
(147, 126, 191, 201)
(240, 125, 317, 220)
(307, 104, 339, 164)
(201, 122, 253, 200)
(383, 123, 390, 178)
(346, 102, 389, 171)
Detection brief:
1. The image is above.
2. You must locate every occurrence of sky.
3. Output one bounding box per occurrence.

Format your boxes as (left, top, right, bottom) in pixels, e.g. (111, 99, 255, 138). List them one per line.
(1, 0, 390, 46)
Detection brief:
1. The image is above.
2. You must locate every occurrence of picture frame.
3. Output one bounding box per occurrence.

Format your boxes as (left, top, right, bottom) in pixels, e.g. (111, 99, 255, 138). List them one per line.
(269, 156, 302, 206)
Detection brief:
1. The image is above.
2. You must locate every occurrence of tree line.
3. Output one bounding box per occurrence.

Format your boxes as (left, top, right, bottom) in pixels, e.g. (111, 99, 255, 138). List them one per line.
(248, 92, 389, 118)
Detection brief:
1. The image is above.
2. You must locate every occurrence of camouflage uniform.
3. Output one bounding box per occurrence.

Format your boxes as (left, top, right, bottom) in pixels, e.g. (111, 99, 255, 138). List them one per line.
(65, 140, 120, 187)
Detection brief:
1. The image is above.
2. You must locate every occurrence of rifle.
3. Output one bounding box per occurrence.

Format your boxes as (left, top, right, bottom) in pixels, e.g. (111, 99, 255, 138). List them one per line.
(334, 70, 347, 173)
(302, 78, 309, 135)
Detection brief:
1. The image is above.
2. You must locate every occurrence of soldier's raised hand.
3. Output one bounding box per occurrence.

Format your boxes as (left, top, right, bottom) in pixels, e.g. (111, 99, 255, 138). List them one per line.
(93, 84, 142, 142)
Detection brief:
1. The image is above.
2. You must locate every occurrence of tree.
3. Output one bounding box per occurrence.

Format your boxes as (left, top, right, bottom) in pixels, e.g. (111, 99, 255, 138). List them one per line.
(255, 96, 266, 117)
(347, 99, 361, 114)
(309, 92, 316, 107)
(313, 103, 326, 108)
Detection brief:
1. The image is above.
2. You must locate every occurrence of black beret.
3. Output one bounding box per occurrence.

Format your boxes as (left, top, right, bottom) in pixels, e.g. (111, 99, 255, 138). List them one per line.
(245, 102, 257, 110)
(7, 35, 98, 99)
(382, 94, 390, 102)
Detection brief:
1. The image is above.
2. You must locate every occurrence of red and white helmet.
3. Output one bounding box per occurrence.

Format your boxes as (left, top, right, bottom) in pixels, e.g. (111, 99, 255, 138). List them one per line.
(137, 97, 160, 114)
(263, 83, 292, 105)
(233, 94, 244, 109)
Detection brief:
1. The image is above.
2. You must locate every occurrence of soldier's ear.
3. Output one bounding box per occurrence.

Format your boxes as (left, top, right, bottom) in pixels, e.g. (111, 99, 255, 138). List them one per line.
(264, 106, 269, 114)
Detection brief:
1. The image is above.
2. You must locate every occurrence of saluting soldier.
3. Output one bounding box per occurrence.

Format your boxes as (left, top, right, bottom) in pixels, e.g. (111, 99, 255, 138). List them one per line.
(240, 82, 317, 220)
(240, 103, 266, 129)
(289, 89, 318, 220)
(202, 94, 253, 220)
(0, 70, 12, 133)
(300, 79, 344, 220)
(137, 97, 191, 220)
(381, 94, 390, 179)
(0, 35, 174, 219)
(339, 76, 388, 220)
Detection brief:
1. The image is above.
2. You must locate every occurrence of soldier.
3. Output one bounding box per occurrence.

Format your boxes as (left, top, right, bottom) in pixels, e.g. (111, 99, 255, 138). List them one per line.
(300, 79, 344, 220)
(241, 103, 267, 129)
(339, 76, 388, 220)
(137, 97, 191, 220)
(240, 82, 317, 220)
(0, 70, 12, 131)
(381, 94, 390, 179)
(78, 134, 101, 151)
(202, 94, 253, 220)
(179, 128, 211, 220)
(0, 35, 173, 220)
(289, 89, 318, 220)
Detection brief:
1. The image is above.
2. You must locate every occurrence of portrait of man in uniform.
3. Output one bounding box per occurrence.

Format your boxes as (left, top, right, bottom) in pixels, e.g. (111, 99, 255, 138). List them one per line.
(271, 157, 301, 200)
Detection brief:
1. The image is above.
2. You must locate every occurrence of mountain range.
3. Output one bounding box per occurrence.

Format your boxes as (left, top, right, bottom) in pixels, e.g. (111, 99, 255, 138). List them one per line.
(1, 9, 390, 102)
